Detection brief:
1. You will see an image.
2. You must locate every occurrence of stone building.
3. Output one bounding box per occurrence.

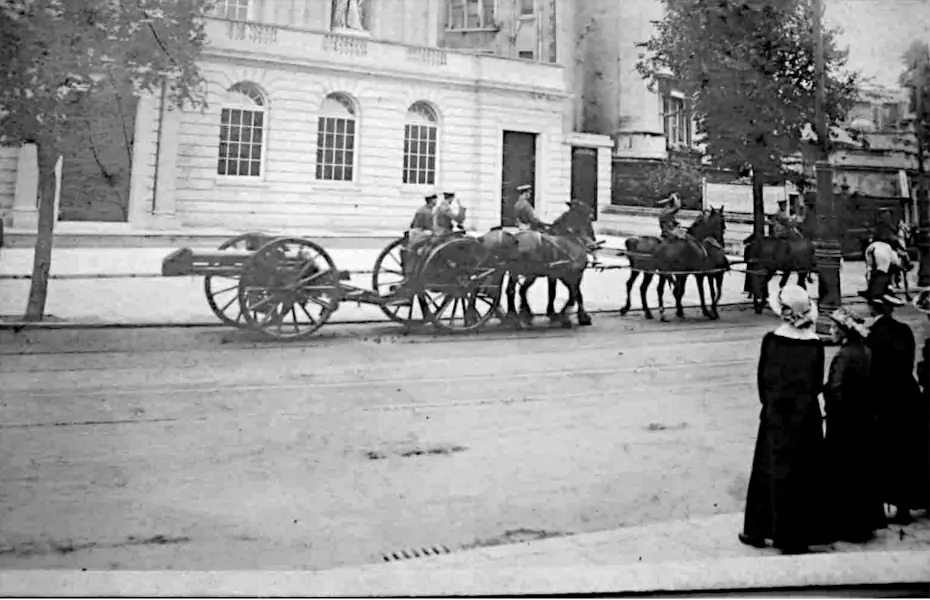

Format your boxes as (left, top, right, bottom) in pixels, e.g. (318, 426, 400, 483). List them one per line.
(1, 0, 613, 238)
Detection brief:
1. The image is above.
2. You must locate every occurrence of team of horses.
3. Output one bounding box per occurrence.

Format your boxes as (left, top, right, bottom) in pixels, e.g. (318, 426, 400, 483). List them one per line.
(408, 200, 915, 331)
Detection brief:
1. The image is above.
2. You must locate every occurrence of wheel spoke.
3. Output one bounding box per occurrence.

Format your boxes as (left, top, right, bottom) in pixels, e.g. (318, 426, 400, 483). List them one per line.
(299, 302, 317, 324)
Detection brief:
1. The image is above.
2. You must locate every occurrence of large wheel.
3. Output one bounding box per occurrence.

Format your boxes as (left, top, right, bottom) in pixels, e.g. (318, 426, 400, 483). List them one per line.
(237, 238, 340, 340)
(372, 236, 429, 326)
(204, 232, 275, 327)
(419, 237, 502, 333)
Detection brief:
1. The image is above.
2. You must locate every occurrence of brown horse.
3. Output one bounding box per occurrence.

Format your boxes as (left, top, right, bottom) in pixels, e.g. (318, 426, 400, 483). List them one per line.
(479, 204, 597, 328)
(742, 233, 815, 314)
(620, 207, 729, 321)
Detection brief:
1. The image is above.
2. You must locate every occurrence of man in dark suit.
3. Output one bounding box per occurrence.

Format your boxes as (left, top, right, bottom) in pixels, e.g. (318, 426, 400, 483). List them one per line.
(866, 292, 925, 523)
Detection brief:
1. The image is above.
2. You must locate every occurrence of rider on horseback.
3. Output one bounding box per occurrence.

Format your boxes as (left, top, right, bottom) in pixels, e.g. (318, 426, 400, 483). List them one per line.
(513, 184, 551, 254)
(770, 199, 803, 239)
(657, 193, 687, 240)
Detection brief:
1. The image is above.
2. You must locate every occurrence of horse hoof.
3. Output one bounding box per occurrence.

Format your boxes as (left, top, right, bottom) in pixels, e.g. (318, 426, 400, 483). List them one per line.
(619, 308, 628, 316)
(660, 316, 668, 323)
(677, 314, 686, 321)
(578, 314, 593, 327)
(644, 312, 654, 320)
(560, 320, 573, 329)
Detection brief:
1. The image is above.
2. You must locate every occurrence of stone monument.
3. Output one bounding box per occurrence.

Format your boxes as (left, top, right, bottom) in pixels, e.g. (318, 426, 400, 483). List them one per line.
(331, 0, 370, 36)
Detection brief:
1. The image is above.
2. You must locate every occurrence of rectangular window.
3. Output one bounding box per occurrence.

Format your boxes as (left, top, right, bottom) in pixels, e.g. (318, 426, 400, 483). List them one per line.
(447, 0, 495, 29)
(215, 0, 249, 21)
(662, 94, 690, 147)
(520, 0, 534, 15)
(217, 108, 263, 177)
(316, 117, 356, 181)
(403, 123, 437, 185)
(518, 50, 534, 60)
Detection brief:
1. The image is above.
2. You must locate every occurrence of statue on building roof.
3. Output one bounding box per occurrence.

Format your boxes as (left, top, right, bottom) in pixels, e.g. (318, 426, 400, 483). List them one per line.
(332, 0, 367, 31)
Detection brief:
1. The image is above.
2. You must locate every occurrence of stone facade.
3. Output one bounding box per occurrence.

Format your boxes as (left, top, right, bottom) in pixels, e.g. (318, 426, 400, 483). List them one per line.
(2, 0, 613, 237)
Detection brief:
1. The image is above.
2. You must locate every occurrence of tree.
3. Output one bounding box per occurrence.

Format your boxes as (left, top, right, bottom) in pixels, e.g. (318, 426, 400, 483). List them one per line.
(899, 40, 930, 286)
(0, 0, 213, 321)
(636, 0, 859, 238)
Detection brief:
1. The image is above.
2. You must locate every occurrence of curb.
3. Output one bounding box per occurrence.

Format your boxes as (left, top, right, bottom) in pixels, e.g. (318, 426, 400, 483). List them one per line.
(0, 295, 870, 332)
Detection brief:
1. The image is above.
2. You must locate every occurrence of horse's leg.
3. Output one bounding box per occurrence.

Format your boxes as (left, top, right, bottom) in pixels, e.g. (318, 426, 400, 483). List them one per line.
(641, 272, 654, 320)
(675, 274, 687, 319)
(657, 275, 668, 322)
(558, 275, 578, 329)
(903, 268, 911, 301)
(779, 270, 791, 289)
(620, 267, 640, 316)
(518, 275, 536, 327)
(546, 275, 558, 320)
(712, 272, 724, 319)
(575, 274, 592, 326)
(696, 273, 712, 319)
(505, 273, 518, 324)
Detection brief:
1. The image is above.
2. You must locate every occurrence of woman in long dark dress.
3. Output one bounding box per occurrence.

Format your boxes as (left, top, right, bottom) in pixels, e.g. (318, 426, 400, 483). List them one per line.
(822, 307, 886, 541)
(740, 284, 831, 554)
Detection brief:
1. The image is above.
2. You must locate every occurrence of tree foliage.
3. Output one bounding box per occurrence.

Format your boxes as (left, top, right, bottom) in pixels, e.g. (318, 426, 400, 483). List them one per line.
(636, 0, 859, 180)
(0, 0, 214, 320)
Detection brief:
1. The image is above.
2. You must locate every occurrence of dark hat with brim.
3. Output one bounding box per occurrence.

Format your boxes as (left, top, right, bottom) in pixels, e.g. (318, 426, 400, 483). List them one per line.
(516, 184, 532, 193)
(828, 307, 870, 338)
(868, 292, 906, 308)
(425, 193, 437, 201)
(443, 191, 456, 198)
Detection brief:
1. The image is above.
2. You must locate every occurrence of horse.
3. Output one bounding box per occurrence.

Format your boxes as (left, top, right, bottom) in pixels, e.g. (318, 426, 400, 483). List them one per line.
(479, 203, 597, 329)
(742, 230, 815, 315)
(619, 207, 729, 321)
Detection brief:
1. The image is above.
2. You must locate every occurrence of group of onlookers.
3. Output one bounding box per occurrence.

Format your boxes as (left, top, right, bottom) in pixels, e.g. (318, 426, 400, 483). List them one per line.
(739, 284, 929, 554)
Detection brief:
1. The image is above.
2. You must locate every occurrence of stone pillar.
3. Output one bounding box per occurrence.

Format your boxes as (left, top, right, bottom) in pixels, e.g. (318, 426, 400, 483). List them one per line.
(127, 94, 157, 227)
(11, 143, 38, 231)
(151, 102, 183, 229)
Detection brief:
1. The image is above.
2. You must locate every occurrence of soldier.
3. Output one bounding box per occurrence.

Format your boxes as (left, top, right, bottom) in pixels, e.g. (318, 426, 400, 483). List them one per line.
(656, 192, 686, 240)
(405, 192, 438, 271)
(433, 191, 467, 235)
(770, 199, 802, 239)
(513, 184, 549, 231)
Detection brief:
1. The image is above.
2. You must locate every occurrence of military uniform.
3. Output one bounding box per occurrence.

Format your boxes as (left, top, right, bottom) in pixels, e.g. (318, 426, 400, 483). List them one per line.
(433, 192, 466, 235)
(657, 193, 686, 240)
(512, 184, 549, 254)
(771, 203, 801, 239)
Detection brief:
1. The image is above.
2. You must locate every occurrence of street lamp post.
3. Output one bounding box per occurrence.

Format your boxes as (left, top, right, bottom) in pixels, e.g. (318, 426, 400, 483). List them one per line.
(812, 0, 842, 338)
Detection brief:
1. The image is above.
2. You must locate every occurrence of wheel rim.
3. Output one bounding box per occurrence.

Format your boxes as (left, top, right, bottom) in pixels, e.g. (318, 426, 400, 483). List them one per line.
(204, 232, 270, 327)
(421, 239, 502, 332)
(237, 238, 339, 340)
(372, 237, 429, 326)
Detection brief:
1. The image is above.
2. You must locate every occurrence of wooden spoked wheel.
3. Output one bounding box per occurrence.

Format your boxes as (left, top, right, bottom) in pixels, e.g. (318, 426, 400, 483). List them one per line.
(372, 236, 429, 326)
(204, 232, 275, 327)
(419, 237, 503, 333)
(237, 238, 341, 340)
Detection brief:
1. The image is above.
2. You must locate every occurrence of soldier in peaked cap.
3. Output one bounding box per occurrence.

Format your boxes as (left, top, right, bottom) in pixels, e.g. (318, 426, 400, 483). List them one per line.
(513, 184, 549, 232)
(433, 191, 467, 235)
(656, 192, 686, 240)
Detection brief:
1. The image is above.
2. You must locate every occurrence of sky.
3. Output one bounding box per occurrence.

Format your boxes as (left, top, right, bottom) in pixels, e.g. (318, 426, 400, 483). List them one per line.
(826, 0, 930, 88)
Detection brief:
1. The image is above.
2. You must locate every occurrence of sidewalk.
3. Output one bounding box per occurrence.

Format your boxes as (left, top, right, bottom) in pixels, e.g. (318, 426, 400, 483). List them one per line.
(1, 513, 927, 596)
(0, 234, 914, 327)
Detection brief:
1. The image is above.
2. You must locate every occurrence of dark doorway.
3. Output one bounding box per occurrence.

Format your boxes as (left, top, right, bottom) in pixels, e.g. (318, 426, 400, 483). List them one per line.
(571, 146, 598, 221)
(500, 131, 537, 227)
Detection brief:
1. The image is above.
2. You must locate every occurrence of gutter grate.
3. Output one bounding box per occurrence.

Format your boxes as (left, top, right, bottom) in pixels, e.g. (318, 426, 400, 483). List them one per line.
(381, 545, 452, 562)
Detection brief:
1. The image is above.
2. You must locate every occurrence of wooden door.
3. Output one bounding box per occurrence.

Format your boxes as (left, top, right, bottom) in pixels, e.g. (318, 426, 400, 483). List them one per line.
(571, 146, 598, 221)
(500, 131, 537, 227)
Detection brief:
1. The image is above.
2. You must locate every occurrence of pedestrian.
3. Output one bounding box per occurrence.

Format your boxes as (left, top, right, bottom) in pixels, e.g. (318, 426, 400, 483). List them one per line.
(822, 307, 886, 542)
(909, 289, 930, 514)
(739, 284, 832, 554)
(865, 292, 926, 523)
(915, 288, 930, 395)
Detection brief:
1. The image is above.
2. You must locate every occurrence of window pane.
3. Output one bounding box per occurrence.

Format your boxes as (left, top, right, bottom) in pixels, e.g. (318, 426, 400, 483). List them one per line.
(427, 154, 436, 172)
(253, 112, 263, 127)
(218, 142, 228, 160)
(239, 144, 250, 159)
(344, 166, 354, 181)
(335, 118, 345, 134)
(240, 127, 252, 145)
(345, 119, 355, 136)
(324, 132, 335, 150)
(252, 145, 262, 162)
(428, 127, 437, 141)
(345, 149, 355, 169)
(250, 160, 261, 176)
(323, 148, 334, 165)
(323, 165, 334, 180)
(426, 170, 435, 185)
(217, 159, 227, 175)
(228, 160, 238, 176)
(220, 109, 231, 125)
(334, 150, 344, 166)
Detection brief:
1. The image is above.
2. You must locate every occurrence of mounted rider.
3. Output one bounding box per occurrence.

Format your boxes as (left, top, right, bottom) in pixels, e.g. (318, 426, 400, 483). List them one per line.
(403, 191, 438, 273)
(513, 184, 550, 253)
(657, 193, 687, 240)
(770, 199, 803, 239)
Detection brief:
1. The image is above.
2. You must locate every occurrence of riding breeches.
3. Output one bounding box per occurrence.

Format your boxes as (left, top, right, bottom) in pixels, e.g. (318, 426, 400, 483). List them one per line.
(864, 270, 893, 301)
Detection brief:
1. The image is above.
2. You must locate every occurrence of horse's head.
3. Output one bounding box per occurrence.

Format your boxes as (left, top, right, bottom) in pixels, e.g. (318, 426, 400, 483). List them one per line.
(553, 201, 596, 244)
(689, 206, 726, 245)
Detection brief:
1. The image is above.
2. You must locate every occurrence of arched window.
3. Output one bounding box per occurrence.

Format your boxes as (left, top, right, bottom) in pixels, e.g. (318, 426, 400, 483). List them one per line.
(403, 101, 438, 185)
(217, 82, 266, 178)
(316, 93, 357, 182)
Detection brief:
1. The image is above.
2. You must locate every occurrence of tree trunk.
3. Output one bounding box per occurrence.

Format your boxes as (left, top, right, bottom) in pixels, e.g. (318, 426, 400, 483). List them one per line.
(23, 144, 59, 321)
(752, 168, 765, 239)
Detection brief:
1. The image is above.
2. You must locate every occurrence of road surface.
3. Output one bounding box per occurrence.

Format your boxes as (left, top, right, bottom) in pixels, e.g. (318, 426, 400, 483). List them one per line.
(1, 309, 926, 571)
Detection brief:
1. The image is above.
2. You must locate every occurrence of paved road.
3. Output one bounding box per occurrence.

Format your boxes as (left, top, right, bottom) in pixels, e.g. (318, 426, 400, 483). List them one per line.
(1, 310, 927, 572)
